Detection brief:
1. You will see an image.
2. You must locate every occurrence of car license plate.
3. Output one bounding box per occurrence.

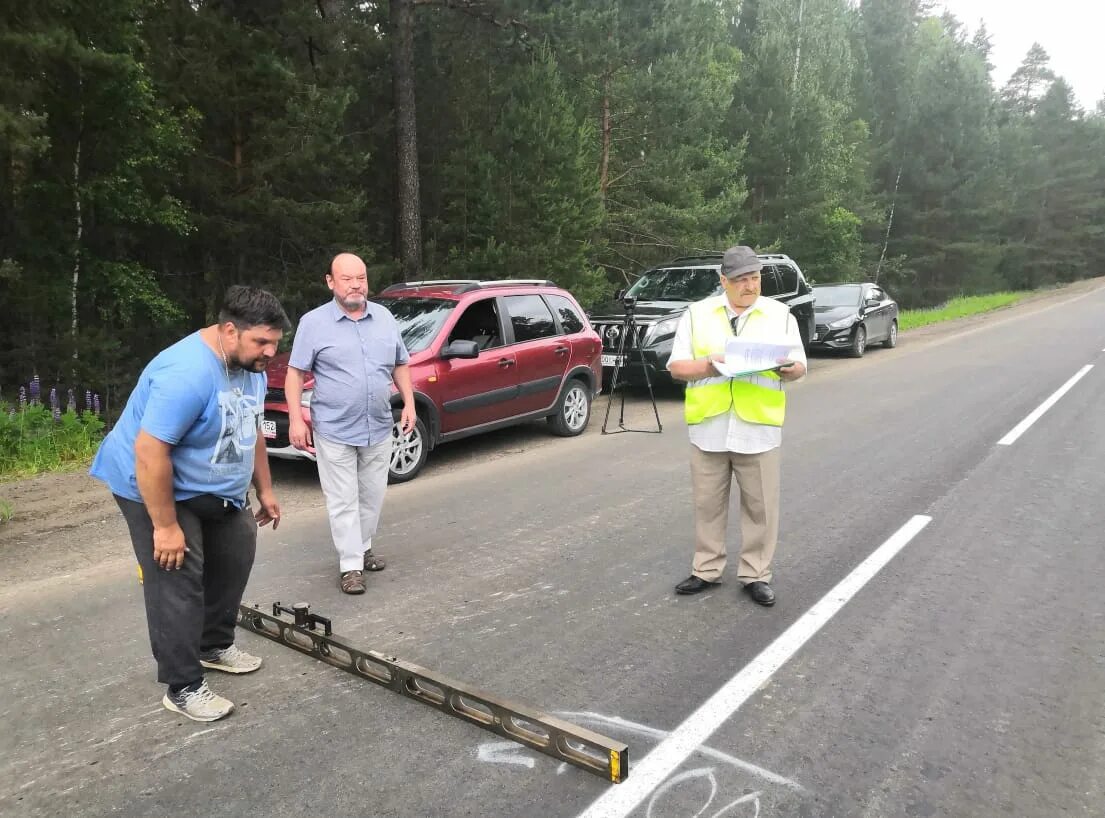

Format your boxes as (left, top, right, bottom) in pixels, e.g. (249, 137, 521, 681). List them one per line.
(600, 354, 625, 367)
(261, 419, 277, 439)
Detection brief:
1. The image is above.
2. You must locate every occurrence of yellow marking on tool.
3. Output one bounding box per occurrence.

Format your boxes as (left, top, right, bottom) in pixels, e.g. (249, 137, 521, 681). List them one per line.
(610, 750, 621, 782)
(137, 563, 144, 585)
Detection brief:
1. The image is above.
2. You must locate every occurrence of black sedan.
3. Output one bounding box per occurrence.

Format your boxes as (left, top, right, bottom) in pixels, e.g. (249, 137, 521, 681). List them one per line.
(811, 283, 899, 357)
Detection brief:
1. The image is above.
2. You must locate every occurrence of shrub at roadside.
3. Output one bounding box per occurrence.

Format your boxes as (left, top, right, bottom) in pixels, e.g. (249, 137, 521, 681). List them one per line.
(0, 379, 105, 479)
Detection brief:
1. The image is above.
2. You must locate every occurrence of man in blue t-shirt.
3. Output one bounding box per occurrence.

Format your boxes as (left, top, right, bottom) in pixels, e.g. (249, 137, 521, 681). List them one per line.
(91, 286, 290, 722)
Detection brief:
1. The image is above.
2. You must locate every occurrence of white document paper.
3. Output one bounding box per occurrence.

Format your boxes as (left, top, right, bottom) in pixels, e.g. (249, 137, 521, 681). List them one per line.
(711, 337, 795, 378)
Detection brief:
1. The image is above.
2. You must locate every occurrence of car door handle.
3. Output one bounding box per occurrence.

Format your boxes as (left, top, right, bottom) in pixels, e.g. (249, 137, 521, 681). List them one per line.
(498, 358, 515, 368)
(554, 346, 569, 355)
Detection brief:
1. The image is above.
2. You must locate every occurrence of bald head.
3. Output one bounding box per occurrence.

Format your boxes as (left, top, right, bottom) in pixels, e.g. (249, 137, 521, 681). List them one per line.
(327, 253, 369, 315)
(330, 253, 366, 278)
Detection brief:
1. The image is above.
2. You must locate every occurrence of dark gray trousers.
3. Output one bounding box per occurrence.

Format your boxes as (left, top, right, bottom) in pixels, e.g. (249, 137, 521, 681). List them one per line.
(116, 494, 257, 686)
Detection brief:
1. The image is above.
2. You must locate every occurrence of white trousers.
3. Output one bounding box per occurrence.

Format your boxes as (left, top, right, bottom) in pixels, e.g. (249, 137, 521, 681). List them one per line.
(314, 435, 393, 572)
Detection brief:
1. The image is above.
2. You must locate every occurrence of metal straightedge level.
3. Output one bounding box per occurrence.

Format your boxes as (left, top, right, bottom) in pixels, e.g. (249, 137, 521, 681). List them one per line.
(237, 602, 629, 783)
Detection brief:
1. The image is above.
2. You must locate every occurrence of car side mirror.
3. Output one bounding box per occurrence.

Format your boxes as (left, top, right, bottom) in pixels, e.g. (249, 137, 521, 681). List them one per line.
(440, 340, 480, 359)
(864, 298, 880, 308)
(614, 288, 626, 301)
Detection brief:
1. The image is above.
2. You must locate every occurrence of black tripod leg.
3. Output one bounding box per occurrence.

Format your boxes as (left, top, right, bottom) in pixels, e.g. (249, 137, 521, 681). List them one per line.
(617, 320, 632, 430)
(602, 335, 625, 433)
(601, 320, 632, 434)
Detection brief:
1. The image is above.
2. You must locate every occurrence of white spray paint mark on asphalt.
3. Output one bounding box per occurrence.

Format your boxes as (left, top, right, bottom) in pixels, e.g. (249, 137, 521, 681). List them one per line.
(645, 768, 762, 818)
(477, 741, 537, 769)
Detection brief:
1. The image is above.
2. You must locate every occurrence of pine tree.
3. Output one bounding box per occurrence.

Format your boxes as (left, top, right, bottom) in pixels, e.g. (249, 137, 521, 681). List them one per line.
(732, 0, 873, 280)
(142, 0, 369, 322)
(997, 78, 1103, 288)
(532, 0, 748, 284)
(433, 47, 607, 303)
(0, 0, 191, 400)
(857, 9, 1004, 305)
(1000, 43, 1056, 116)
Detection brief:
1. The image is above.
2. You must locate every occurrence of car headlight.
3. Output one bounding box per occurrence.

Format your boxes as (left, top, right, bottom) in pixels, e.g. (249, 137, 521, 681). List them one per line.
(828, 316, 856, 330)
(300, 388, 314, 408)
(648, 316, 680, 342)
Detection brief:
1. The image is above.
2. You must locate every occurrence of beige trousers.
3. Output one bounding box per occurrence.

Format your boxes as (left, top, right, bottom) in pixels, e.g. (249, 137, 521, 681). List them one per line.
(315, 434, 393, 573)
(689, 444, 780, 584)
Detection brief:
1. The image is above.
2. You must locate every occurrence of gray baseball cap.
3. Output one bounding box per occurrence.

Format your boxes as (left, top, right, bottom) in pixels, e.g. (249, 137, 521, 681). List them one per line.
(720, 245, 763, 279)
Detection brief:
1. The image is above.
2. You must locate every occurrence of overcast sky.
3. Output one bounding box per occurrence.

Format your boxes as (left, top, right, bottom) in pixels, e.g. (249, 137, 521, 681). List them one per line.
(935, 0, 1104, 110)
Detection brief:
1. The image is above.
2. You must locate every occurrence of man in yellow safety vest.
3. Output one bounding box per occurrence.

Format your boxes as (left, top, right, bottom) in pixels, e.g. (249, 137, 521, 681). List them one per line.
(667, 246, 807, 606)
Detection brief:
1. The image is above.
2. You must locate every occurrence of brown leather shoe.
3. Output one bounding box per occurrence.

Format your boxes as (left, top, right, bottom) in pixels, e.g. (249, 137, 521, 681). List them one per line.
(363, 551, 386, 572)
(340, 570, 366, 595)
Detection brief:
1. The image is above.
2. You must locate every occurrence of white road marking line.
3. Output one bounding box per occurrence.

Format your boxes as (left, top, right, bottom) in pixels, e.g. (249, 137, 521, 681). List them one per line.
(997, 365, 1093, 446)
(576, 514, 932, 818)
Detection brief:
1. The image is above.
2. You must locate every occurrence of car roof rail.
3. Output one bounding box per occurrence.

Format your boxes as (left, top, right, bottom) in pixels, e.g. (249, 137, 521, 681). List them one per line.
(477, 279, 557, 288)
(379, 278, 557, 294)
(664, 252, 798, 264)
(668, 253, 723, 263)
(379, 279, 480, 293)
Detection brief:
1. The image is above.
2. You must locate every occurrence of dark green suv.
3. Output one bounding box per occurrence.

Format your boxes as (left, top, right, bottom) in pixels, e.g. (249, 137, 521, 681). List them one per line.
(588, 253, 816, 386)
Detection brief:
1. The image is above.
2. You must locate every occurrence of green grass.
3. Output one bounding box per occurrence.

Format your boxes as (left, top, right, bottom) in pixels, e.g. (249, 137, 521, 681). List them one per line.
(0, 498, 12, 523)
(0, 404, 104, 480)
(898, 292, 1027, 331)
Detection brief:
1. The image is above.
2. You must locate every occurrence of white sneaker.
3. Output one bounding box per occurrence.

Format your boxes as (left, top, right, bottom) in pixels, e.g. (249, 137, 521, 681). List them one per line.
(199, 644, 263, 674)
(162, 680, 235, 722)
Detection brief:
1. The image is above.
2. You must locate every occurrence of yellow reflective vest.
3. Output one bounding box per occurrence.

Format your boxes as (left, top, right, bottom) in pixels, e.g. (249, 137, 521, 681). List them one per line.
(684, 298, 786, 427)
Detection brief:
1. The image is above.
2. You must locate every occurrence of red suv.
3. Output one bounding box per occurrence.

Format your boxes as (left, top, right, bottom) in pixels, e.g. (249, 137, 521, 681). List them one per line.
(263, 280, 602, 482)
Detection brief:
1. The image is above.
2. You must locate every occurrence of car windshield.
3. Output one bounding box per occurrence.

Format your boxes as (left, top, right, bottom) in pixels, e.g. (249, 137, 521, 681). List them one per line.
(813, 285, 862, 308)
(625, 267, 721, 301)
(373, 297, 455, 353)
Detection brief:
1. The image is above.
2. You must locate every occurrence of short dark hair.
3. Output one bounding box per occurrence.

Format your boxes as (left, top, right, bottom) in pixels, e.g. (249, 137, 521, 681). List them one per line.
(218, 286, 291, 331)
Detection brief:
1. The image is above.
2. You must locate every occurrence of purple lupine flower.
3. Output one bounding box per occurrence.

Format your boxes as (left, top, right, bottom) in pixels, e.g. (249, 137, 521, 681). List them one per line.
(18, 386, 27, 408)
(67, 389, 77, 413)
(85, 389, 92, 411)
(49, 387, 59, 411)
(29, 375, 41, 404)
(93, 393, 101, 415)
(7, 406, 15, 418)
(52, 403, 61, 422)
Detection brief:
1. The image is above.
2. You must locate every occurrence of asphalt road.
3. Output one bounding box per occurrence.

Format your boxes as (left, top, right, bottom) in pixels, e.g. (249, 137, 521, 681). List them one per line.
(2, 281, 1105, 818)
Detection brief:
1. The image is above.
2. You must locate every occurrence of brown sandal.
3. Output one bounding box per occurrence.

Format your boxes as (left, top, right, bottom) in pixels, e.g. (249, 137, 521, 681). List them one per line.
(363, 552, 386, 572)
(340, 570, 366, 594)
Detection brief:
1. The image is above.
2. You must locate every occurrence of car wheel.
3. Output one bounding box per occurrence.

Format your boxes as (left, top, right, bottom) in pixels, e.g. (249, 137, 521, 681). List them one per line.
(849, 324, 867, 358)
(548, 379, 591, 436)
(389, 414, 429, 483)
(883, 319, 898, 348)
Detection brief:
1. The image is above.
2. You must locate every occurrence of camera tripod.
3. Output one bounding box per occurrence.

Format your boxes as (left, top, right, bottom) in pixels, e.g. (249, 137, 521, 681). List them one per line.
(601, 301, 663, 435)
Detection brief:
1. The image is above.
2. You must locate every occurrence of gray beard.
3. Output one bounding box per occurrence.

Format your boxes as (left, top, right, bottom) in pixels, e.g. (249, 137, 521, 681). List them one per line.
(337, 295, 365, 311)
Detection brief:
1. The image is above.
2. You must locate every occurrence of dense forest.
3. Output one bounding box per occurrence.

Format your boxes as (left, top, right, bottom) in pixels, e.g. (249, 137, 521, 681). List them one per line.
(2, 0, 1103, 409)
